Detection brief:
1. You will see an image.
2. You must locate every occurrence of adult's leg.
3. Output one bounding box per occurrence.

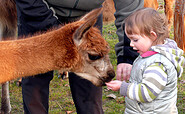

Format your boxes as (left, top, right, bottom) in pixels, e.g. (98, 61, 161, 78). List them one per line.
(69, 14, 103, 114)
(22, 71, 53, 114)
(69, 73, 103, 114)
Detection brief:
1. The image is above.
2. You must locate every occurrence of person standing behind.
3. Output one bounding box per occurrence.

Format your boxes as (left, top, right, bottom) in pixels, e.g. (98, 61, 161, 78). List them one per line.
(15, 1, 103, 114)
(15, 0, 144, 113)
(106, 8, 185, 114)
(114, 0, 143, 82)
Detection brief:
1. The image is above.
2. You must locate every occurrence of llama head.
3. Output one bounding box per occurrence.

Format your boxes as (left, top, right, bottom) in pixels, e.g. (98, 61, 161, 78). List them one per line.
(72, 8, 115, 86)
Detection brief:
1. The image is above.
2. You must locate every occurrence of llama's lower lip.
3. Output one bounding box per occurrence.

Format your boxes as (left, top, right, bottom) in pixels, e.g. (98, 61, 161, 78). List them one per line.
(99, 76, 112, 86)
(98, 77, 106, 86)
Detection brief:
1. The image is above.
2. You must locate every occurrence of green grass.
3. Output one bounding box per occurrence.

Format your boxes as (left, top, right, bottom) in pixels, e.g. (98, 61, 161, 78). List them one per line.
(2, 22, 184, 114)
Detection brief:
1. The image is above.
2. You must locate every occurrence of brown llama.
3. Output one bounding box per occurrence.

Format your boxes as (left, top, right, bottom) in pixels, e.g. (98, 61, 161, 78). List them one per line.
(0, 0, 17, 113)
(174, 0, 185, 51)
(163, 0, 175, 31)
(102, 0, 115, 24)
(0, 6, 115, 113)
(0, 7, 115, 86)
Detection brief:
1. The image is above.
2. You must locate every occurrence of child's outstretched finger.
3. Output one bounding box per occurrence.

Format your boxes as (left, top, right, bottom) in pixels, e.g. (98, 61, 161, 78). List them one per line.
(105, 80, 122, 91)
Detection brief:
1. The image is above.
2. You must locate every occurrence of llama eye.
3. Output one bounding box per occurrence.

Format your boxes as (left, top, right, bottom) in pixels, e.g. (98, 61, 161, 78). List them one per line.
(88, 54, 102, 60)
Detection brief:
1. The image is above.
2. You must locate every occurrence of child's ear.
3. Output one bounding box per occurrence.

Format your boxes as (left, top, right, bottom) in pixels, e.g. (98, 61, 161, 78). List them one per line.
(150, 31, 157, 41)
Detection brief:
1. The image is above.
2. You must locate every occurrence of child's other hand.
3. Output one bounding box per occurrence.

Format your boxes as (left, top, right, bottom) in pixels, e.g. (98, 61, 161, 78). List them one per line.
(116, 63, 132, 81)
(105, 80, 122, 91)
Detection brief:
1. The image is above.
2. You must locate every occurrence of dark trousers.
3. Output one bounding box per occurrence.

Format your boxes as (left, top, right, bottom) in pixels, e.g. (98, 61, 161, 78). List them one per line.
(22, 14, 103, 114)
(22, 72, 53, 114)
(69, 73, 103, 114)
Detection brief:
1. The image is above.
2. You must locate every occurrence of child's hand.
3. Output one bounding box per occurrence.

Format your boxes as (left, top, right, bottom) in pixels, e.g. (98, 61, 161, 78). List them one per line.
(105, 80, 122, 91)
(116, 63, 132, 81)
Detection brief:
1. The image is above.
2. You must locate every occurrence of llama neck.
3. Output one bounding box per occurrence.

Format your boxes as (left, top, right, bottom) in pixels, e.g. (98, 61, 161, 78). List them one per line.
(0, 23, 81, 83)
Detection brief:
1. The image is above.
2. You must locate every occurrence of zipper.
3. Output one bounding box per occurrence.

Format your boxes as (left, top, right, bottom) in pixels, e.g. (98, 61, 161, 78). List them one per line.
(69, 0, 80, 17)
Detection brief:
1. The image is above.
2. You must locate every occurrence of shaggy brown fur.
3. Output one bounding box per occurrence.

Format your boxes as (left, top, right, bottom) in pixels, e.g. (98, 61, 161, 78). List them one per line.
(0, 0, 17, 113)
(163, 0, 175, 30)
(174, 0, 185, 51)
(144, 0, 158, 10)
(0, 8, 115, 87)
(144, 0, 175, 30)
(102, 0, 115, 24)
(0, 0, 17, 39)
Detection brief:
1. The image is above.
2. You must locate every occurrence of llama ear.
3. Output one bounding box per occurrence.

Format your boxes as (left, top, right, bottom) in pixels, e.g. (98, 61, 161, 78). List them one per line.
(73, 7, 103, 46)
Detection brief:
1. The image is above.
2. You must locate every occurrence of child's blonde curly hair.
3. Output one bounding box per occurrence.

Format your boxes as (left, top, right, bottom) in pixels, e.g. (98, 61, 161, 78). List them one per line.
(124, 7, 169, 45)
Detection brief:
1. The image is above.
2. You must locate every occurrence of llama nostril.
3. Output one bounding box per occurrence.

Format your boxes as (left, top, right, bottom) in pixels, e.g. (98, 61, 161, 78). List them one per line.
(107, 70, 115, 79)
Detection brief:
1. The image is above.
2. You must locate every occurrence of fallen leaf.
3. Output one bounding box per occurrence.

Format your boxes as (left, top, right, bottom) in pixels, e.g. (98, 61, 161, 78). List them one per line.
(104, 88, 110, 92)
(65, 84, 69, 87)
(66, 111, 73, 114)
(106, 93, 116, 99)
(179, 80, 185, 84)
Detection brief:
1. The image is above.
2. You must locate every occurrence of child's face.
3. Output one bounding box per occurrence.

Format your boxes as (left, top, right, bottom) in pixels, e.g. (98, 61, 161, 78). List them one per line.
(127, 34, 153, 55)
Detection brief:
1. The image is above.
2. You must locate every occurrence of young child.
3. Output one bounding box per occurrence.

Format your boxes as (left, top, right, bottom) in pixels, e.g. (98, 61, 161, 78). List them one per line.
(106, 8, 185, 114)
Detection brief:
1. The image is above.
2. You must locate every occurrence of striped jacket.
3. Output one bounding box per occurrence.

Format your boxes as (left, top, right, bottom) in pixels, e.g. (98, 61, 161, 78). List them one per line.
(120, 38, 185, 114)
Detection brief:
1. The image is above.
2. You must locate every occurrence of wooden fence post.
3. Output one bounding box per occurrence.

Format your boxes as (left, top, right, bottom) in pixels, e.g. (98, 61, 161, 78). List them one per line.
(174, 0, 185, 51)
